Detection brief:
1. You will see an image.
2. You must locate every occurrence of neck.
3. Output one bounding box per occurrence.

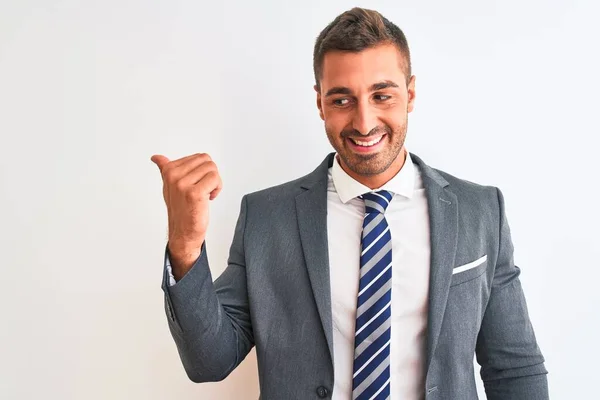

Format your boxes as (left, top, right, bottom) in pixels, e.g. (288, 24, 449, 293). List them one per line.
(338, 147, 407, 190)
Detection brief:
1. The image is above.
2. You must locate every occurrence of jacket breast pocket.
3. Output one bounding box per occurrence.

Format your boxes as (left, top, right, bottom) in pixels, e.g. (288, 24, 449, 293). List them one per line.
(450, 254, 488, 287)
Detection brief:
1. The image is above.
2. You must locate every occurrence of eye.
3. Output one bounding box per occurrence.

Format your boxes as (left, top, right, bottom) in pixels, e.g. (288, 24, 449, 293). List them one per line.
(332, 98, 350, 106)
(374, 94, 391, 101)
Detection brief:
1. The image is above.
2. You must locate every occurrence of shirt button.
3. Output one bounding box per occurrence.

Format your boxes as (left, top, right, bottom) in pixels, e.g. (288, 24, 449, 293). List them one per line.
(316, 386, 329, 398)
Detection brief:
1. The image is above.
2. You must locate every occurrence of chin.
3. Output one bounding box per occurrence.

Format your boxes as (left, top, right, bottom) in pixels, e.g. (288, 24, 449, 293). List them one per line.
(345, 154, 391, 176)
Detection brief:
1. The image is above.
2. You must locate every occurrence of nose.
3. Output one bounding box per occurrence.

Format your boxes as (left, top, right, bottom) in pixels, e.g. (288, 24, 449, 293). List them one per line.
(351, 102, 378, 136)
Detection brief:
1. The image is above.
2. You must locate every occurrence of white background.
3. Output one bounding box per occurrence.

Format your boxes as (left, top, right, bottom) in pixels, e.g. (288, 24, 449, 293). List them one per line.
(1, 0, 598, 398)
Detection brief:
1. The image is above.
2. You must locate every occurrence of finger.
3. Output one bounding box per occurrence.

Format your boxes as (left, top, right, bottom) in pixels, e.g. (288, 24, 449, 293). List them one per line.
(163, 154, 213, 182)
(196, 170, 222, 198)
(150, 155, 170, 172)
(209, 175, 223, 200)
(168, 153, 211, 170)
(177, 161, 218, 189)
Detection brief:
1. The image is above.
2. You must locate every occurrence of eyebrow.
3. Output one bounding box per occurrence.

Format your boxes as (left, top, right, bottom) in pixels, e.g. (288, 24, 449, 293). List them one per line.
(370, 80, 399, 91)
(324, 80, 400, 97)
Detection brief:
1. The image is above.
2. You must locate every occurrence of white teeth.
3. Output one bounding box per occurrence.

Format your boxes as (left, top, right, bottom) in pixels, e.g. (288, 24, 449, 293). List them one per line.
(351, 136, 383, 147)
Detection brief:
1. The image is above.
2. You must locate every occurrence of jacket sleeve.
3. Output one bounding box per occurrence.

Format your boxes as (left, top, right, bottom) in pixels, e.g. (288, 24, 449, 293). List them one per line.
(160, 195, 254, 383)
(475, 187, 549, 399)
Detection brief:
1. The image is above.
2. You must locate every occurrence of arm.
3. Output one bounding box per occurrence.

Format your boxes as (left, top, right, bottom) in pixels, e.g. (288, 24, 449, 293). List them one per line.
(475, 187, 549, 399)
(161, 195, 254, 382)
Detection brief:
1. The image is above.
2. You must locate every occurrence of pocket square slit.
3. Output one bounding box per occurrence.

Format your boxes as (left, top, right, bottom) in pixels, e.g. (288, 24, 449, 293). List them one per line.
(452, 254, 487, 275)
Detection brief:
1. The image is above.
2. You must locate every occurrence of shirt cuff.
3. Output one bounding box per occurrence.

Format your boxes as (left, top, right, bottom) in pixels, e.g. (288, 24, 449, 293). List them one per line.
(165, 252, 177, 286)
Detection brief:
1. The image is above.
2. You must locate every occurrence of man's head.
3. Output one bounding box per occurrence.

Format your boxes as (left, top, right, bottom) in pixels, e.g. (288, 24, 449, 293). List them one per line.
(313, 8, 416, 186)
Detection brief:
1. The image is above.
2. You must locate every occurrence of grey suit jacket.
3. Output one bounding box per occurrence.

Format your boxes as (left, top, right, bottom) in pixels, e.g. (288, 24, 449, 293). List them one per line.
(161, 152, 548, 399)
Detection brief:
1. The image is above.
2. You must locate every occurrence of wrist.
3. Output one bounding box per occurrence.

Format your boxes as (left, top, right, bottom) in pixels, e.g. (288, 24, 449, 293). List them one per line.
(168, 235, 204, 255)
(167, 238, 204, 280)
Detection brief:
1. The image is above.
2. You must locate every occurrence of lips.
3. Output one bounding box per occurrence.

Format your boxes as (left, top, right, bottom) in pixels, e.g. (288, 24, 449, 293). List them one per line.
(349, 135, 385, 147)
(346, 134, 387, 152)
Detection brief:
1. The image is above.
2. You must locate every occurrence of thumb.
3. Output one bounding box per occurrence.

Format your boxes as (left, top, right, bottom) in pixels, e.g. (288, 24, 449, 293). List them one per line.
(150, 154, 170, 172)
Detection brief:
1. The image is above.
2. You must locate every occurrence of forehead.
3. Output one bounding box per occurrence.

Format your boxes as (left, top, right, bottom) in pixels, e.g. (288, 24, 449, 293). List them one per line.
(320, 43, 406, 90)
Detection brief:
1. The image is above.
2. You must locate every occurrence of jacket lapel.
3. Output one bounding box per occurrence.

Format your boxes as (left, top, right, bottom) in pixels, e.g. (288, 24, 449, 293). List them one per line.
(410, 153, 459, 373)
(295, 153, 336, 366)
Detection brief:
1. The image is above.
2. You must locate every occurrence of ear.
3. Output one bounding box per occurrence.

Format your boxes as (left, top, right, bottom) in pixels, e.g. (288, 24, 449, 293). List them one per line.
(406, 75, 416, 113)
(314, 84, 325, 121)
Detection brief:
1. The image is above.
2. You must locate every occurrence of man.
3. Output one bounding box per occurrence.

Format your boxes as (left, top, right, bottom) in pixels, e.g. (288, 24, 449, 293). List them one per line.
(151, 7, 548, 400)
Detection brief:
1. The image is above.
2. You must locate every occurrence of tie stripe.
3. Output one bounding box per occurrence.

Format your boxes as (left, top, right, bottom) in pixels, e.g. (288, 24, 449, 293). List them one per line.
(354, 316, 390, 357)
(355, 292, 391, 343)
(354, 338, 390, 383)
(361, 229, 390, 262)
(358, 242, 392, 284)
(362, 213, 384, 238)
(357, 267, 392, 311)
(352, 190, 393, 400)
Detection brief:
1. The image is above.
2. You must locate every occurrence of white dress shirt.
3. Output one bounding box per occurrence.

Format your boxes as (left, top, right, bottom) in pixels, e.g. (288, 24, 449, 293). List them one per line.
(328, 147, 431, 400)
(167, 147, 431, 398)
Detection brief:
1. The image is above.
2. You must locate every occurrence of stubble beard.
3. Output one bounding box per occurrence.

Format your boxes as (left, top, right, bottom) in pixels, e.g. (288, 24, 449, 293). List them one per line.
(326, 118, 407, 177)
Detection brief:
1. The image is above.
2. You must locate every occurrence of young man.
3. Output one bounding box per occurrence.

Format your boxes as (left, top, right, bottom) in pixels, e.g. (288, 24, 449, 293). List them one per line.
(151, 7, 548, 400)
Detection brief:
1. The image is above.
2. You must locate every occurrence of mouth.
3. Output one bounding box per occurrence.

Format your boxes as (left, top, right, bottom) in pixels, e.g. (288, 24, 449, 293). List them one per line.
(346, 134, 387, 153)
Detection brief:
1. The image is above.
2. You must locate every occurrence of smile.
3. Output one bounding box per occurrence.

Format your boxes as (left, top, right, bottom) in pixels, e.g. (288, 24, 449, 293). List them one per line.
(350, 135, 385, 147)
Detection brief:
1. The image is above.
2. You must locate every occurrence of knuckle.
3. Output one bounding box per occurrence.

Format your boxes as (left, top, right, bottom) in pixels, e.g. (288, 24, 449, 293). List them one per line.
(195, 152, 211, 161)
(185, 188, 200, 200)
(175, 179, 187, 192)
(206, 170, 219, 180)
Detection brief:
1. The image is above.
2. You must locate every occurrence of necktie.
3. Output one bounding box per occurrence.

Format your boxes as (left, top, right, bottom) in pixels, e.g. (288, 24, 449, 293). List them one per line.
(352, 190, 394, 400)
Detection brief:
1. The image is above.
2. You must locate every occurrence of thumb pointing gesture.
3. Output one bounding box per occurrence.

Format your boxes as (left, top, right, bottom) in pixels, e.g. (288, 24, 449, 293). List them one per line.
(151, 154, 170, 172)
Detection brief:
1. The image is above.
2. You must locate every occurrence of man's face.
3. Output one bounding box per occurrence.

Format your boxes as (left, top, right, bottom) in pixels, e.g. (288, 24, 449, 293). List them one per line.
(316, 43, 416, 177)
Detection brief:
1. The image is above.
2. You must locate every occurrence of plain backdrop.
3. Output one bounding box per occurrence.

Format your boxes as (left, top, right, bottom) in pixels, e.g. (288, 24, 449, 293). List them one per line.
(1, 0, 598, 398)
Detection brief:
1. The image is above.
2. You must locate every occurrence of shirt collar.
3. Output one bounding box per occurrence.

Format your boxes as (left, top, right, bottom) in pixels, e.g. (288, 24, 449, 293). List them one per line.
(331, 147, 415, 204)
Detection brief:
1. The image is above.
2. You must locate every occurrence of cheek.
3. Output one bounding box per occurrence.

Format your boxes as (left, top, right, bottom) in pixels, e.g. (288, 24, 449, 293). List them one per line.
(323, 109, 351, 134)
(380, 108, 406, 128)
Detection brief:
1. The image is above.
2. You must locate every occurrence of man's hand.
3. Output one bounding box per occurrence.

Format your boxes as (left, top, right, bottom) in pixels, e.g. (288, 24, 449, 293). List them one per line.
(151, 153, 223, 280)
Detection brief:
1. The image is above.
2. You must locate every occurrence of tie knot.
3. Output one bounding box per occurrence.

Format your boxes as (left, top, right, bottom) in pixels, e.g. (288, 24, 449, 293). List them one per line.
(360, 190, 393, 214)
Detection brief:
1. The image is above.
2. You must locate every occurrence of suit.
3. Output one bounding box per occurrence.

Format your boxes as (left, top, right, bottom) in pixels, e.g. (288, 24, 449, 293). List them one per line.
(161, 151, 548, 399)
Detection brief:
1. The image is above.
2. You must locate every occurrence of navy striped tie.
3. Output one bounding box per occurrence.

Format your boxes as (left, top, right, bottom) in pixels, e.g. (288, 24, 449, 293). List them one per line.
(352, 190, 394, 400)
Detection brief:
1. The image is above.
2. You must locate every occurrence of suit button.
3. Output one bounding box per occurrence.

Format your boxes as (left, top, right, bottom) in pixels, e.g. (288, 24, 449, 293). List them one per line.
(316, 386, 329, 398)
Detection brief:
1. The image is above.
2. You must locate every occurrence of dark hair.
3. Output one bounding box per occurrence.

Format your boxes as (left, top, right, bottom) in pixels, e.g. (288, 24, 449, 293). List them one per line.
(313, 7, 412, 89)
